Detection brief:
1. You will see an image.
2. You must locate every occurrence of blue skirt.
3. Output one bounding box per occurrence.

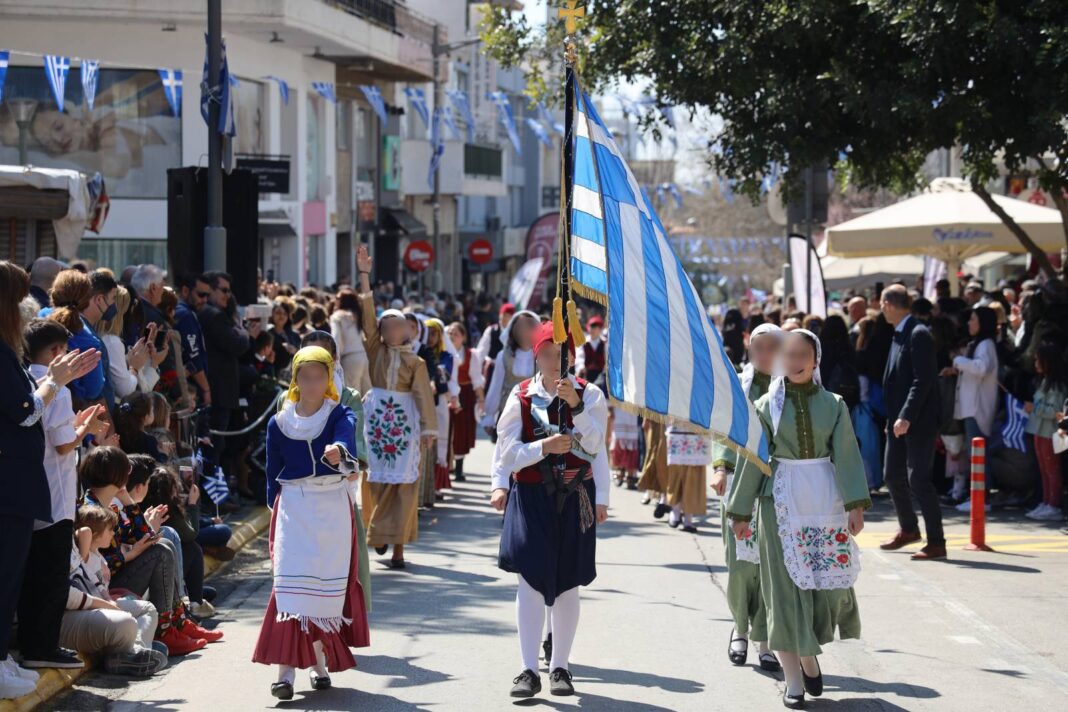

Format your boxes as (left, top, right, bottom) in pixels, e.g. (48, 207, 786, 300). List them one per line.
(498, 478, 598, 606)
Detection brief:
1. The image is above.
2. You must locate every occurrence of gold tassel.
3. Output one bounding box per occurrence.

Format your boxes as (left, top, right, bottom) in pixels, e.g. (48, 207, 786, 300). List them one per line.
(567, 300, 586, 347)
(552, 297, 567, 344)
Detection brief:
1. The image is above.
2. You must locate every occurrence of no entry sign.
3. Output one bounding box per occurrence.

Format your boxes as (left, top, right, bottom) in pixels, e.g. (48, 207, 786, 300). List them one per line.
(404, 240, 434, 272)
(467, 238, 494, 265)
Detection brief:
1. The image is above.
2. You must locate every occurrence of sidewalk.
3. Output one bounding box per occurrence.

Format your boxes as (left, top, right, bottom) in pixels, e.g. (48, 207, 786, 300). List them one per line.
(0, 505, 271, 712)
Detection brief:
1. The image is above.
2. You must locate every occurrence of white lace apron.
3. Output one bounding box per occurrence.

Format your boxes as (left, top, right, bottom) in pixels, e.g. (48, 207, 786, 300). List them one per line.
(773, 457, 861, 590)
(274, 475, 353, 633)
(727, 472, 760, 565)
(364, 387, 421, 484)
(665, 427, 711, 466)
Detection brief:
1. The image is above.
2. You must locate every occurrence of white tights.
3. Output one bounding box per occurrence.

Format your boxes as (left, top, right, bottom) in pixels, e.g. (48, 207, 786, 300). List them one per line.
(517, 576, 580, 672)
(276, 640, 329, 683)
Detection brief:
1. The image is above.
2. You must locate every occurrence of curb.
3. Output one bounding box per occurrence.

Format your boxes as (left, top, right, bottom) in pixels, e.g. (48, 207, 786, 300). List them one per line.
(0, 506, 271, 712)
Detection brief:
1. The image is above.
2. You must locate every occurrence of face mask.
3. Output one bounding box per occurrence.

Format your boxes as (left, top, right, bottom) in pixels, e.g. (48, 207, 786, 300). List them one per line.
(101, 301, 118, 322)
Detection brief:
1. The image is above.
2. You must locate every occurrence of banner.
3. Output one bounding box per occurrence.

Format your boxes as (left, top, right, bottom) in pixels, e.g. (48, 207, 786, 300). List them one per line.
(488, 90, 521, 155)
(787, 234, 827, 317)
(158, 68, 182, 118)
(43, 55, 70, 112)
(447, 90, 476, 143)
(360, 85, 387, 124)
(264, 75, 289, 105)
(312, 81, 337, 104)
(442, 103, 461, 140)
(509, 257, 545, 311)
(200, 34, 235, 136)
(80, 60, 99, 111)
(0, 50, 7, 102)
(525, 117, 552, 147)
(403, 86, 430, 131)
(523, 211, 559, 311)
(922, 256, 946, 300)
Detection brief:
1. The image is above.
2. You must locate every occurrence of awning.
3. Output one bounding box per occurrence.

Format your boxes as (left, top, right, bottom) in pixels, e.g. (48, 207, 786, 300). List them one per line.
(381, 206, 426, 234)
(259, 209, 297, 240)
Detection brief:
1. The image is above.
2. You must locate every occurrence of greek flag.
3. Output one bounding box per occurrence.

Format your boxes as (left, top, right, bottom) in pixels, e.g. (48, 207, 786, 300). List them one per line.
(538, 102, 565, 137)
(568, 86, 768, 469)
(43, 55, 70, 111)
(428, 106, 444, 189)
(158, 69, 182, 118)
(264, 75, 288, 105)
(313, 81, 337, 104)
(360, 85, 387, 124)
(1001, 392, 1029, 452)
(666, 183, 684, 208)
(487, 91, 521, 155)
(80, 60, 99, 111)
(200, 34, 235, 136)
(447, 90, 476, 143)
(526, 117, 553, 147)
(403, 86, 430, 130)
(0, 51, 8, 103)
(203, 465, 230, 505)
(442, 103, 461, 140)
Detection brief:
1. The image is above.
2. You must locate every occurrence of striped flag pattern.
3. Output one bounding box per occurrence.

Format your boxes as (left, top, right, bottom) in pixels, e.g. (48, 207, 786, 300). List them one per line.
(0, 50, 8, 102)
(1001, 392, 1029, 452)
(428, 106, 444, 189)
(264, 75, 289, 105)
(203, 465, 231, 505)
(568, 84, 768, 469)
(81, 60, 100, 111)
(447, 90, 476, 143)
(312, 82, 337, 104)
(487, 91, 522, 155)
(360, 85, 387, 124)
(200, 34, 235, 136)
(43, 55, 70, 111)
(403, 86, 430, 130)
(158, 69, 182, 117)
(525, 117, 553, 147)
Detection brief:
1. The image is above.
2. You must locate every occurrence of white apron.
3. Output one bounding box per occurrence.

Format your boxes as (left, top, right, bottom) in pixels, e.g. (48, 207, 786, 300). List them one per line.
(772, 457, 861, 590)
(274, 475, 353, 633)
(610, 409, 640, 451)
(435, 397, 451, 467)
(727, 472, 761, 565)
(665, 428, 711, 466)
(364, 387, 422, 484)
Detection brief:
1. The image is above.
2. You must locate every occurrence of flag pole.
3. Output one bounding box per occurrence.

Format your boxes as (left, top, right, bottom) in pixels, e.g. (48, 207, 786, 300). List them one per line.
(560, 45, 576, 384)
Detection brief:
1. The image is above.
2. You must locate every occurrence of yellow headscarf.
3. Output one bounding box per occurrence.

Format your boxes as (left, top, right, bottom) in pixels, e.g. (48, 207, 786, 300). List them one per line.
(286, 345, 339, 403)
(424, 318, 445, 357)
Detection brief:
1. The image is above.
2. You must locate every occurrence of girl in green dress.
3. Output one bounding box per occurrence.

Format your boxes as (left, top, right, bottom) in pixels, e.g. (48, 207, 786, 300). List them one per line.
(710, 323, 783, 672)
(727, 330, 871, 709)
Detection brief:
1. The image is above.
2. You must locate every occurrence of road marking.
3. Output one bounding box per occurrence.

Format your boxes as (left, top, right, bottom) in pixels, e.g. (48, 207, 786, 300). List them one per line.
(949, 635, 981, 645)
(856, 531, 1068, 553)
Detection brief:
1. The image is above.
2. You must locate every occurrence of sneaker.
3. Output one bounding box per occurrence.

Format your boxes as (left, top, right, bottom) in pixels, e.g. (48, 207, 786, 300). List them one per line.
(0, 663, 36, 700)
(510, 669, 541, 698)
(956, 499, 991, 513)
(549, 668, 575, 696)
(20, 648, 83, 669)
(1, 657, 38, 683)
(157, 626, 207, 656)
(1032, 505, 1064, 522)
(190, 600, 216, 619)
(103, 647, 168, 677)
(180, 618, 224, 643)
(1025, 503, 1051, 519)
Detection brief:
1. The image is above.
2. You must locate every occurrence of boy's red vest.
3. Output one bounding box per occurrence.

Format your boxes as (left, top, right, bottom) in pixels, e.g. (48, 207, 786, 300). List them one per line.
(513, 377, 592, 485)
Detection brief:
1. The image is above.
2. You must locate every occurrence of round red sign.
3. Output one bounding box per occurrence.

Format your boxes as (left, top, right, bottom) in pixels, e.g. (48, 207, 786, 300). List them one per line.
(403, 240, 434, 272)
(467, 238, 494, 265)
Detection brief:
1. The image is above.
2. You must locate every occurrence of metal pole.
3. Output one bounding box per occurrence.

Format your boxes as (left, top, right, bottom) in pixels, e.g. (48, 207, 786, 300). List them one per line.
(204, 0, 227, 272)
(432, 23, 442, 295)
(804, 165, 813, 315)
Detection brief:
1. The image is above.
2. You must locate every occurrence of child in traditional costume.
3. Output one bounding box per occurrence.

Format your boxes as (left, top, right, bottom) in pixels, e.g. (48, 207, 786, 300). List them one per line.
(481, 309, 540, 438)
(446, 322, 484, 483)
(422, 318, 459, 498)
(575, 315, 606, 384)
(609, 406, 640, 489)
(491, 321, 609, 698)
(727, 330, 870, 709)
(252, 346, 370, 700)
(355, 246, 436, 569)
(638, 420, 668, 507)
(710, 323, 783, 672)
(663, 423, 709, 532)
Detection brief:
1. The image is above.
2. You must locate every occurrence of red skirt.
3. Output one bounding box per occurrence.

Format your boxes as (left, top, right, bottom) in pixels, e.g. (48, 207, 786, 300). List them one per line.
(610, 443, 640, 471)
(251, 500, 370, 671)
(451, 383, 478, 457)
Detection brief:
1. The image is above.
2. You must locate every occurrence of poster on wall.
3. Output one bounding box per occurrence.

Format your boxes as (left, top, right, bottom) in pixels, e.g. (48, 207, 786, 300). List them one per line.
(0, 66, 182, 198)
(382, 135, 400, 191)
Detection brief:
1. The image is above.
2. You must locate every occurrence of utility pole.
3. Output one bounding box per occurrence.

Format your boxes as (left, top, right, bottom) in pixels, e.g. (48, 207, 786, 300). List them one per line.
(204, 0, 226, 271)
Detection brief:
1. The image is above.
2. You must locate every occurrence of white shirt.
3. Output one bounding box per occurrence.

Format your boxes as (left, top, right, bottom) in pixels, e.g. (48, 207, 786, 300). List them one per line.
(953, 338, 999, 436)
(460, 347, 485, 390)
(101, 333, 159, 398)
(490, 374, 611, 506)
(474, 325, 498, 365)
(481, 348, 534, 427)
(575, 335, 606, 375)
(330, 310, 366, 358)
(29, 363, 79, 529)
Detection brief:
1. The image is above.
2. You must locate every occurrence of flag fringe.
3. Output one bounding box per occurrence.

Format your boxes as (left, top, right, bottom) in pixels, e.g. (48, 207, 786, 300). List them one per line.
(608, 396, 771, 475)
(569, 280, 608, 306)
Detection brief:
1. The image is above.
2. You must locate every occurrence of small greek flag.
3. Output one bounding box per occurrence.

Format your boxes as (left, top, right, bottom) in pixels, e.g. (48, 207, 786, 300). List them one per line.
(43, 55, 70, 111)
(200, 34, 235, 136)
(487, 90, 521, 155)
(447, 90, 476, 143)
(81, 60, 100, 111)
(264, 75, 288, 105)
(403, 86, 430, 131)
(360, 85, 387, 124)
(203, 465, 230, 505)
(0, 50, 8, 103)
(312, 81, 337, 104)
(442, 103, 461, 140)
(525, 117, 553, 147)
(1001, 392, 1029, 452)
(666, 182, 683, 208)
(158, 68, 182, 117)
(428, 106, 444, 189)
(538, 102, 565, 137)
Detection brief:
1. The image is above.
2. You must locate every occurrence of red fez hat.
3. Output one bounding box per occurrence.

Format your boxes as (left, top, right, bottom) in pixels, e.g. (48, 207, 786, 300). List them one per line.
(533, 320, 575, 359)
(500, 302, 516, 316)
(587, 315, 604, 328)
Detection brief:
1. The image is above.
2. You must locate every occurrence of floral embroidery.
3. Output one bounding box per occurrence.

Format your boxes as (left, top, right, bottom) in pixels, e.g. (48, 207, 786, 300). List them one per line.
(367, 397, 412, 465)
(794, 526, 853, 572)
(666, 431, 710, 466)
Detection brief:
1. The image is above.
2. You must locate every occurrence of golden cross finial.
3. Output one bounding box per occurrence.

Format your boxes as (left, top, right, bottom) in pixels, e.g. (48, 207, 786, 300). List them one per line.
(559, 0, 586, 35)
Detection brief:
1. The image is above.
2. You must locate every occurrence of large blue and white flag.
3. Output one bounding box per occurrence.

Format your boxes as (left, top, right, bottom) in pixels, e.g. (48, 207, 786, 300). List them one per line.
(428, 106, 444, 189)
(200, 35, 235, 136)
(264, 75, 289, 105)
(81, 60, 100, 111)
(403, 86, 430, 131)
(360, 85, 388, 124)
(447, 90, 476, 143)
(312, 82, 337, 104)
(568, 85, 768, 469)
(0, 51, 9, 103)
(526, 117, 553, 148)
(158, 69, 182, 117)
(1001, 392, 1029, 452)
(487, 91, 522, 155)
(43, 55, 70, 111)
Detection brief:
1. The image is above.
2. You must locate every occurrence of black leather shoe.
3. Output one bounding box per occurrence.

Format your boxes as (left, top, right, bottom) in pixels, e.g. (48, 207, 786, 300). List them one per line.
(510, 669, 541, 698)
(542, 633, 553, 663)
(758, 650, 782, 672)
(375, 545, 388, 555)
(271, 681, 294, 700)
(802, 658, 823, 697)
(310, 671, 332, 690)
(782, 689, 806, 709)
(549, 668, 575, 696)
(727, 629, 748, 666)
(653, 502, 671, 519)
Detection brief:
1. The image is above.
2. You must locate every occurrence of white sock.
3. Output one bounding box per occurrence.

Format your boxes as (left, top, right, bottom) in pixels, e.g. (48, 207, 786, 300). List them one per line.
(516, 576, 546, 672)
(548, 587, 580, 672)
(277, 665, 296, 685)
(312, 640, 328, 677)
(730, 628, 748, 654)
(658, 493, 667, 505)
(756, 640, 771, 654)
(778, 652, 803, 696)
(669, 506, 681, 526)
(682, 513, 694, 527)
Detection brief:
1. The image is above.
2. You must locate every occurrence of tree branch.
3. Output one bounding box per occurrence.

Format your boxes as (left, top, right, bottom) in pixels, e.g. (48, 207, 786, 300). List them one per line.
(1035, 158, 1068, 255)
(971, 183, 1058, 281)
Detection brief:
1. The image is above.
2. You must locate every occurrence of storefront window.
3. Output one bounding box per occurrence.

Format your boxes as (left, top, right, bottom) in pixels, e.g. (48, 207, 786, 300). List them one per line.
(76, 238, 168, 273)
(232, 78, 266, 154)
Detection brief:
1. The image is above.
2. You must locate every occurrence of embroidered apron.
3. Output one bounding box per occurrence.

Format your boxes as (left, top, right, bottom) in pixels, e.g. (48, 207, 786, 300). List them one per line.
(274, 475, 353, 633)
(364, 387, 421, 484)
(727, 472, 761, 565)
(665, 428, 710, 466)
(772, 457, 861, 590)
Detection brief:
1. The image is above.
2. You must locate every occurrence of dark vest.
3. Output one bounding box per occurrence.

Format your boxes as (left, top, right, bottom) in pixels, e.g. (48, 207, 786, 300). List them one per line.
(514, 377, 592, 485)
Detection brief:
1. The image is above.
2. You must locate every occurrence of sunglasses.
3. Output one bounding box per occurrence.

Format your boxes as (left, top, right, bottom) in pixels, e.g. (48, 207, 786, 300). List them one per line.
(195, 291, 211, 299)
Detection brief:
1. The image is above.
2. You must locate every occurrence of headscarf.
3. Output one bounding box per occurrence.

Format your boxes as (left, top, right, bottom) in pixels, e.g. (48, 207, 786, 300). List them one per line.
(375, 309, 413, 391)
(499, 309, 539, 351)
(424, 318, 445, 358)
(286, 345, 340, 403)
(739, 323, 783, 396)
(768, 328, 822, 435)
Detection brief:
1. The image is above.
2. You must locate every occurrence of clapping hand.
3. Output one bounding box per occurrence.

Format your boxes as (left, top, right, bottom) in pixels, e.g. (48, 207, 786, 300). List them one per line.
(47, 348, 101, 387)
(144, 504, 169, 531)
(75, 404, 108, 439)
(127, 338, 150, 372)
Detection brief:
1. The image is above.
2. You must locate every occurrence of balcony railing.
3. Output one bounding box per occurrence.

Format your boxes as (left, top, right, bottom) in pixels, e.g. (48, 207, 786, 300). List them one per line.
(325, 0, 440, 46)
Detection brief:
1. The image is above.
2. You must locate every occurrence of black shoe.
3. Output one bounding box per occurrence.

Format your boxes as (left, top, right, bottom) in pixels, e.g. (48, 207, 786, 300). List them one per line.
(454, 473, 466, 482)
(271, 681, 294, 700)
(727, 629, 748, 665)
(549, 668, 575, 696)
(21, 648, 83, 669)
(310, 671, 332, 690)
(542, 633, 553, 663)
(682, 524, 698, 533)
(510, 669, 541, 698)
(783, 689, 806, 709)
(454, 460, 466, 482)
(758, 650, 782, 672)
(653, 502, 670, 519)
(202, 585, 217, 603)
(388, 558, 406, 570)
(802, 658, 823, 697)
(375, 545, 388, 555)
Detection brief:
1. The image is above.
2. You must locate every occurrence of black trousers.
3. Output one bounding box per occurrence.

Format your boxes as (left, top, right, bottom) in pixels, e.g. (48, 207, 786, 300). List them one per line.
(0, 514, 34, 658)
(884, 429, 945, 546)
(17, 519, 74, 658)
(181, 539, 205, 604)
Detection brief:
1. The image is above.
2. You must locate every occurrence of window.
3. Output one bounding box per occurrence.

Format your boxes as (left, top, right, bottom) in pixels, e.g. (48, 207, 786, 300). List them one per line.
(464, 144, 502, 178)
(76, 238, 168, 274)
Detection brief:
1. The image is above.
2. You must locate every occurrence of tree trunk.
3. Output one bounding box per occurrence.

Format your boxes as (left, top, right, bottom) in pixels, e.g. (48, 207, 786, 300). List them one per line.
(971, 184, 1058, 280)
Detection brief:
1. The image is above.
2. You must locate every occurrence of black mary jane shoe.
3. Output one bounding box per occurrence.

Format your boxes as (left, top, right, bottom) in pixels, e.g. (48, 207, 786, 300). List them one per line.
(542, 633, 553, 663)
(727, 629, 748, 665)
(388, 558, 407, 570)
(510, 669, 542, 698)
(802, 658, 823, 697)
(375, 545, 389, 555)
(310, 671, 332, 690)
(758, 650, 782, 672)
(653, 502, 671, 519)
(782, 689, 806, 709)
(682, 524, 698, 533)
(668, 515, 682, 529)
(271, 681, 294, 700)
(549, 667, 575, 696)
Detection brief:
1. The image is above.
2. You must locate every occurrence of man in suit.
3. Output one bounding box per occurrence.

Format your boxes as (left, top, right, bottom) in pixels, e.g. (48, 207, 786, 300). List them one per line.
(199, 271, 253, 450)
(880, 284, 946, 560)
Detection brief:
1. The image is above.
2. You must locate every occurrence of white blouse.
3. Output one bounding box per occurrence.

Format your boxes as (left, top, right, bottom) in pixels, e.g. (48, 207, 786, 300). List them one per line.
(330, 310, 366, 359)
(102, 333, 158, 398)
(481, 348, 533, 427)
(953, 339, 999, 437)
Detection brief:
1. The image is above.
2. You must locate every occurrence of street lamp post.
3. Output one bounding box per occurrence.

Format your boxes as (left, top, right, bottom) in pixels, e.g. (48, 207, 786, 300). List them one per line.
(204, 0, 226, 271)
(9, 99, 38, 166)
